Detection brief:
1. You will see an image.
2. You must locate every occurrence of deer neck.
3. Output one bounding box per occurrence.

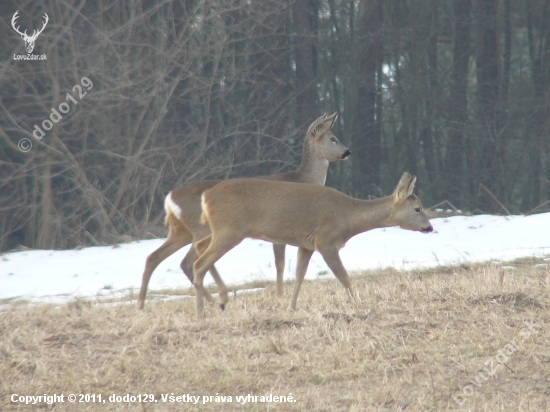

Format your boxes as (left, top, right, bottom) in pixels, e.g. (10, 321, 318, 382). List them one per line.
(346, 195, 395, 238)
(295, 145, 329, 186)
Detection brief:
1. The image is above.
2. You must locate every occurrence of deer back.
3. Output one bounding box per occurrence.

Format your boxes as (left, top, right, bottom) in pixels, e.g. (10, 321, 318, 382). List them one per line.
(201, 179, 352, 248)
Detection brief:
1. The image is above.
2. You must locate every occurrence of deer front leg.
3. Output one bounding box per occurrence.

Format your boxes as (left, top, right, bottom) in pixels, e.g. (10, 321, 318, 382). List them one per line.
(289, 247, 314, 310)
(207, 265, 229, 310)
(273, 243, 286, 297)
(318, 247, 357, 304)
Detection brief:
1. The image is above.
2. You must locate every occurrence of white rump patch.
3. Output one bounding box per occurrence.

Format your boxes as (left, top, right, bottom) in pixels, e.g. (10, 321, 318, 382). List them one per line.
(200, 193, 209, 225)
(164, 192, 183, 221)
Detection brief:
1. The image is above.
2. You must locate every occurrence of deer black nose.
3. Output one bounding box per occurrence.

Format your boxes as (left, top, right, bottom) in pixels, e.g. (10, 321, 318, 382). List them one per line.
(342, 149, 351, 159)
(422, 225, 433, 233)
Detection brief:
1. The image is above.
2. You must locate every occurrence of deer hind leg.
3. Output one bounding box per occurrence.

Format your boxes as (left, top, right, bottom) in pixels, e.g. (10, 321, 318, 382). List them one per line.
(137, 226, 193, 309)
(273, 243, 286, 297)
(184, 242, 229, 308)
(194, 236, 230, 309)
(181, 246, 215, 304)
(318, 246, 357, 305)
(193, 232, 240, 318)
(289, 247, 314, 310)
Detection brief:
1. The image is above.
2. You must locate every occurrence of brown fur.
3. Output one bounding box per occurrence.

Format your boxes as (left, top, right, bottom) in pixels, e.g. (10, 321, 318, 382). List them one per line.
(137, 113, 350, 309)
(192, 173, 433, 318)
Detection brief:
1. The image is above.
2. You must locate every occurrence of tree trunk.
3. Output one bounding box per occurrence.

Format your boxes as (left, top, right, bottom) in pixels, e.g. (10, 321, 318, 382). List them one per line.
(525, 0, 550, 209)
(475, 0, 502, 212)
(292, 0, 319, 126)
(37, 162, 54, 249)
(446, 0, 472, 207)
(352, 0, 383, 196)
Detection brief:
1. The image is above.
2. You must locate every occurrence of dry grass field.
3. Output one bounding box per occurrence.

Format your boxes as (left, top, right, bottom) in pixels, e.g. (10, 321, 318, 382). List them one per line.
(1, 258, 549, 411)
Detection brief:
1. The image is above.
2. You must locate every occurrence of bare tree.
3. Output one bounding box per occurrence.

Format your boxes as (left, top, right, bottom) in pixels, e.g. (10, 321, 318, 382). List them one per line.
(1, 0, 549, 251)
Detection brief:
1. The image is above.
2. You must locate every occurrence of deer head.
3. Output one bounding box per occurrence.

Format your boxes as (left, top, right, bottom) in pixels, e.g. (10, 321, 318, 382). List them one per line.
(12, 11, 49, 54)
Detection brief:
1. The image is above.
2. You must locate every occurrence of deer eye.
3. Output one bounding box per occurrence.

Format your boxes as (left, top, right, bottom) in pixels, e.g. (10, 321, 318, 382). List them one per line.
(415, 207, 421, 213)
(330, 137, 337, 143)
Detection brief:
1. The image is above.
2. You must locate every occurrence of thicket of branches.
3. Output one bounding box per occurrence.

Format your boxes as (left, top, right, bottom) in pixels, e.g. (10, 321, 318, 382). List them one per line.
(1, 0, 549, 251)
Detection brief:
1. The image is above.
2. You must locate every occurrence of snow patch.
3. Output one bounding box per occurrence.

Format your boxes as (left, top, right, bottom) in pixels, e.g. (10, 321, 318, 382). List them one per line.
(1, 213, 549, 304)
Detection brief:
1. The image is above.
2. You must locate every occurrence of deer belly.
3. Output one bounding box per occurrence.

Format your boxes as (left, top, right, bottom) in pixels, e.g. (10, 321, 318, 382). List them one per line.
(249, 232, 316, 251)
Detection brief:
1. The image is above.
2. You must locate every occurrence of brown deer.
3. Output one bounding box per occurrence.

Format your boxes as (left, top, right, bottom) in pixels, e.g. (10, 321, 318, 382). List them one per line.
(193, 172, 433, 318)
(137, 113, 350, 309)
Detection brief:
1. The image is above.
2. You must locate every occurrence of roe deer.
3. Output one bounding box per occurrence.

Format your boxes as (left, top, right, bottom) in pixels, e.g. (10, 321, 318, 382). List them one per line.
(193, 172, 433, 318)
(137, 113, 350, 309)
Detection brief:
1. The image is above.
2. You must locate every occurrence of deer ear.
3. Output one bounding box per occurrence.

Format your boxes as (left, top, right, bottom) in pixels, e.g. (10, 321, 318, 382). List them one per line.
(307, 112, 338, 140)
(394, 172, 416, 199)
(406, 176, 417, 197)
(306, 114, 327, 137)
(327, 112, 338, 129)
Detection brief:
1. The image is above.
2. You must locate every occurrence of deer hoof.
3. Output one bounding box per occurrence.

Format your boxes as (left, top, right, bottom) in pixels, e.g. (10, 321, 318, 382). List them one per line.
(219, 303, 225, 311)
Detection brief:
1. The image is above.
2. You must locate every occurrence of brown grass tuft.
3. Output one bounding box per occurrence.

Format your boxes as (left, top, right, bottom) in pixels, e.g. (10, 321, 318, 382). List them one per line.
(1, 258, 549, 411)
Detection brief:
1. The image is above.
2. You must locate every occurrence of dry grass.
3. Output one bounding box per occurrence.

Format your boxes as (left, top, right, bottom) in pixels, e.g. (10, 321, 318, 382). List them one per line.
(1, 258, 549, 411)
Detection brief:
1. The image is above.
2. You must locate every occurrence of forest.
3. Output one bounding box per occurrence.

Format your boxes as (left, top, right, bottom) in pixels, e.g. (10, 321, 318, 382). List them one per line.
(1, 0, 549, 251)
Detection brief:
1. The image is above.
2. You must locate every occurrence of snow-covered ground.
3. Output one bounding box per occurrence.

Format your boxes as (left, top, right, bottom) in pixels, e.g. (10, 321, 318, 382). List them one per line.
(1, 213, 549, 304)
